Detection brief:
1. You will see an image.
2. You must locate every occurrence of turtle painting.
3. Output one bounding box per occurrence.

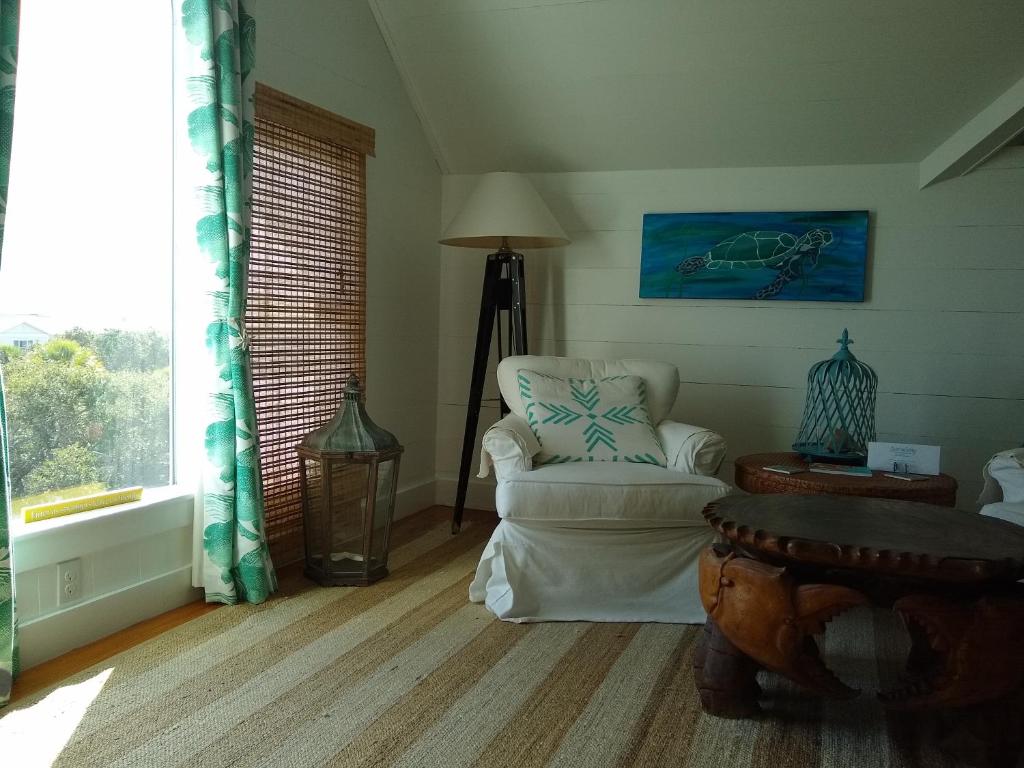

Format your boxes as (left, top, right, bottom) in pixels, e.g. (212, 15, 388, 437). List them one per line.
(676, 228, 834, 299)
(639, 211, 868, 302)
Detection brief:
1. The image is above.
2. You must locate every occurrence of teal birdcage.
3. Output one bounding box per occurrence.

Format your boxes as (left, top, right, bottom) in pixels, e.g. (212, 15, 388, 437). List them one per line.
(793, 329, 877, 464)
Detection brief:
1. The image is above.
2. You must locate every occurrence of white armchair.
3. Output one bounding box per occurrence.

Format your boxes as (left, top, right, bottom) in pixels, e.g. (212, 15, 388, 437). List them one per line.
(978, 448, 1024, 527)
(469, 355, 730, 623)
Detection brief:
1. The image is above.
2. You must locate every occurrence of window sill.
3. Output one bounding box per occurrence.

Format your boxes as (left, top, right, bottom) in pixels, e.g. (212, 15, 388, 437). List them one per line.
(12, 486, 195, 572)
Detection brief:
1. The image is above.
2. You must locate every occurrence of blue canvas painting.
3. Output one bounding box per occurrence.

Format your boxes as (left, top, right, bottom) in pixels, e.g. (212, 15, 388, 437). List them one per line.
(639, 210, 868, 301)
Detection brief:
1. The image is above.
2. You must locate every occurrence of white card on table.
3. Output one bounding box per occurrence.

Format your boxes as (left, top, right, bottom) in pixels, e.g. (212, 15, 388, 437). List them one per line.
(867, 442, 941, 476)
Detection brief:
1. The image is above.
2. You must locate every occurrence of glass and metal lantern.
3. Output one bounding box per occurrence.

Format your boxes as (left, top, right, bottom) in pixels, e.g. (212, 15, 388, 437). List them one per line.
(793, 329, 878, 464)
(297, 375, 403, 586)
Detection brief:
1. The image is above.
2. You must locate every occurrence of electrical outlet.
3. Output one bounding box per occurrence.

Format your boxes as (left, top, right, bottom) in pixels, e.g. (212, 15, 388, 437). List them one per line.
(58, 558, 83, 605)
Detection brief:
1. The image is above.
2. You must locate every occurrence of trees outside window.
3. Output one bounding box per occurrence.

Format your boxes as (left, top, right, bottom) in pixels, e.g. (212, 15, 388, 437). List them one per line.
(0, 0, 172, 516)
(0, 330, 169, 513)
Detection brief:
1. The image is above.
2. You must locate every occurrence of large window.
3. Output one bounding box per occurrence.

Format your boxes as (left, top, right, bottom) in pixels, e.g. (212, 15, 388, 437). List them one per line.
(0, 2, 172, 516)
(248, 84, 374, 564)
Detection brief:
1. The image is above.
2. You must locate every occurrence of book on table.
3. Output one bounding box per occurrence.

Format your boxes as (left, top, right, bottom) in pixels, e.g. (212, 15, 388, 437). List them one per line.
(883, 472, 930, 482)
(808, 463, 873, 477)
(762, 465, 806, 475)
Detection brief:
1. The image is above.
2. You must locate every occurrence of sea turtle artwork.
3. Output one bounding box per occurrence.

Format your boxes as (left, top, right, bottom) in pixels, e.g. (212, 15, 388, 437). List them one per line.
(676, 228, 834, 299)
(639, 211, 868, 302)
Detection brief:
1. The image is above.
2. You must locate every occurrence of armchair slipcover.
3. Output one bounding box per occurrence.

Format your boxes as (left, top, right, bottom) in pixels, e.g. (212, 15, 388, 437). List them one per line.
(469, 356, 730, 623)
(978, 448, 1024, 527)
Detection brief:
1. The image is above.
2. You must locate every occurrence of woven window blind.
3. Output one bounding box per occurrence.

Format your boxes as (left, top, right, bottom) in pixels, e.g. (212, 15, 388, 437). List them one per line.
(248, 83, 375, 565)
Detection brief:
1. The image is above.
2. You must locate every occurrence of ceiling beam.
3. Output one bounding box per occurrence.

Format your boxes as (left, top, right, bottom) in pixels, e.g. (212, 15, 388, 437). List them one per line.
(919, 74, 1024, 188)
(367, 0, 451, 174)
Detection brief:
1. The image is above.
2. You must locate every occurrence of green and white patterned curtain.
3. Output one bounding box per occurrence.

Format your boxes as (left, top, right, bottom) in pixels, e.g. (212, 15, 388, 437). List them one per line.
(175, 0, 275, 605)
(0, 0, 18, 707)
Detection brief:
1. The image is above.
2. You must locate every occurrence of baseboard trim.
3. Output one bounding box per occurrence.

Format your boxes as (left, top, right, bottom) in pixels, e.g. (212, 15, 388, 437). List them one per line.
(18, 481, 439, 670)
(395, 478, 438, 521)
(20, 565, 201, 670)
(434, 474, 496, 512)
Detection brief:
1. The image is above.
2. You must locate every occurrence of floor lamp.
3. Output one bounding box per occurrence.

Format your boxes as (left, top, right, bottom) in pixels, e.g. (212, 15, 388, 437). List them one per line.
(439, 173, 569, 533)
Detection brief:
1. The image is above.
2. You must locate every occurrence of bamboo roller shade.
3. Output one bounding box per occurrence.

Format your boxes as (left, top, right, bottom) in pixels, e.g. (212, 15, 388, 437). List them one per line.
(248, 84, 373, 565)
(255, 83, 375, 156)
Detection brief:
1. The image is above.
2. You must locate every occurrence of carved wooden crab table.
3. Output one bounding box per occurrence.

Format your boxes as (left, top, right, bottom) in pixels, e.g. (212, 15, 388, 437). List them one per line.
(694, 494, 1024, 765)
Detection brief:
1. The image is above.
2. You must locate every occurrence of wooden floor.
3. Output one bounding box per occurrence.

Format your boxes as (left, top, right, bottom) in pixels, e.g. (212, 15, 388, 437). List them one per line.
(9, 505, 475, 705)
(10, 598, 220, 704)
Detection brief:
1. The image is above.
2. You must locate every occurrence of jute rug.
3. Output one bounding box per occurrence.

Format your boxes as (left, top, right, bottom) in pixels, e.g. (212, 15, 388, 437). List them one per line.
(1, 508, 964, 768)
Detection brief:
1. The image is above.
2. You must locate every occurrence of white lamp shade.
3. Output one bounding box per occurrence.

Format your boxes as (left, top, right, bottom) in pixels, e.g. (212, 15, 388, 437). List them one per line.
(439, 172, 570, 249)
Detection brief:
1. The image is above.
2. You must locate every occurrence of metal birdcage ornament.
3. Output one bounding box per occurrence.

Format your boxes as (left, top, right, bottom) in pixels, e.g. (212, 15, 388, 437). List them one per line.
(793, 329, 877, 464)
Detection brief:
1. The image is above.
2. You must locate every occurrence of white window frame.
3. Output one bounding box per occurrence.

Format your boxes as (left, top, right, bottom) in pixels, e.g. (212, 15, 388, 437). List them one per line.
(10, 3, 195, 548)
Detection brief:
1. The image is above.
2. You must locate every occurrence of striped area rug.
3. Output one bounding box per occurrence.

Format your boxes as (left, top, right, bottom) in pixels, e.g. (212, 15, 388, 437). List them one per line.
(2, 508, 962, 768)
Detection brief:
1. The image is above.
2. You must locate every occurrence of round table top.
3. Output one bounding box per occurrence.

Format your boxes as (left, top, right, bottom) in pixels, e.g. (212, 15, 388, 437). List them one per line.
(704, 494, 1024, 584)
(734, 452, 958, 506)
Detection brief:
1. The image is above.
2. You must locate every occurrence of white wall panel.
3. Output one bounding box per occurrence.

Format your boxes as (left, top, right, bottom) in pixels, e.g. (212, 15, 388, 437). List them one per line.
(250, 0, 442, 497)
(437, 151, 1024, 509)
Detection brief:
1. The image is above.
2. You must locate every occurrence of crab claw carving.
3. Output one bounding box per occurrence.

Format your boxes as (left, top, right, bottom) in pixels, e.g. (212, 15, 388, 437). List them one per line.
(699, 546, 868, 698)
(880, 594, 1024, 711)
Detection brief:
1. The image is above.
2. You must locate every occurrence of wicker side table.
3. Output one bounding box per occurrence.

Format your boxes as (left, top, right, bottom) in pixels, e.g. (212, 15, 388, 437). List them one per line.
(734, 452, 958, 507)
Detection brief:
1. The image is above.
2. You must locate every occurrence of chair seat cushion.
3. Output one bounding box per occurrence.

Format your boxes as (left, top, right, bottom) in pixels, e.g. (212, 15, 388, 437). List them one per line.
(495, 463, 730, 528)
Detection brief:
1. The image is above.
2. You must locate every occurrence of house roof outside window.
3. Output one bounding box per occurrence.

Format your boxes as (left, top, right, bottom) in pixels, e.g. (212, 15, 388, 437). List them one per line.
(0, 314, 53, 348)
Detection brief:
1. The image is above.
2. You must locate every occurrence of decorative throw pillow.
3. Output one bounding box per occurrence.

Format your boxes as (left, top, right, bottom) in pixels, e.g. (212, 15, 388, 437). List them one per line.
(517, 369, 667, 466)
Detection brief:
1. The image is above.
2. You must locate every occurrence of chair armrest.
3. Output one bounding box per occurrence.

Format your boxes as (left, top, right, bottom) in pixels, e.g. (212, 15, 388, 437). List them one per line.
(477, 414, 541, 481)
(656, 420, 727, 476)
(979, 447, 1024, 506)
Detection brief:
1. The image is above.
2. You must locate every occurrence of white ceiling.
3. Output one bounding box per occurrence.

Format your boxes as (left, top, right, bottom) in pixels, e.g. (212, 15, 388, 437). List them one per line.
(370, 0, 1024, 173)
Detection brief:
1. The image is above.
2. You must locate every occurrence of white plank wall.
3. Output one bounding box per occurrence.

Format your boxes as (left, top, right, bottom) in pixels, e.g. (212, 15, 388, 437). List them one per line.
(251, 0, 442, 498)
(436, 149, 1024, 509)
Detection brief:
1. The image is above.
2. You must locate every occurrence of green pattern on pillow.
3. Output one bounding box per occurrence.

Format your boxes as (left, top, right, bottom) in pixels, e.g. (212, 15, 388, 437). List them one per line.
(517, 370, 667, 466)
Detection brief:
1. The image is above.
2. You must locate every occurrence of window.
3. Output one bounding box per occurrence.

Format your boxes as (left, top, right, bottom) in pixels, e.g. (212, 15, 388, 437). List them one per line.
(0, 2, 172, 517)
(248, 84, 374, 564)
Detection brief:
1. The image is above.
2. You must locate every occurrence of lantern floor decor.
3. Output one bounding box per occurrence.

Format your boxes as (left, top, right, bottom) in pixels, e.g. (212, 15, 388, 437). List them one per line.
(793, 329, 877, 464)
(297, 375, 403, 586)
